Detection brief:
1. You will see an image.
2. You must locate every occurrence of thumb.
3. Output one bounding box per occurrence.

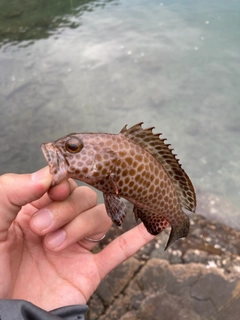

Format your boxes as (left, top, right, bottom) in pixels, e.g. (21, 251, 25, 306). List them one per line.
(0, 167, 52, 241)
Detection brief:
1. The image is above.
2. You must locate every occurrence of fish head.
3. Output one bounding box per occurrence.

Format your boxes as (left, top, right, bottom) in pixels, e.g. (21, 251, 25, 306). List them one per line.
(41, 133, 119, 186)
(41, 133, 98, 185)
(41, 142, 65, 185)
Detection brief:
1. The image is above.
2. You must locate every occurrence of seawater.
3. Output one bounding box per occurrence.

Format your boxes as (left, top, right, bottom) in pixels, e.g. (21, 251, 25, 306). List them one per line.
(0, 0, 239, 227)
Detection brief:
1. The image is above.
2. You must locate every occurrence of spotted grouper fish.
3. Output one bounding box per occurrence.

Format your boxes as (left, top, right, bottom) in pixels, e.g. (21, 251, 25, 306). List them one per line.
(41, 123, 196, 249)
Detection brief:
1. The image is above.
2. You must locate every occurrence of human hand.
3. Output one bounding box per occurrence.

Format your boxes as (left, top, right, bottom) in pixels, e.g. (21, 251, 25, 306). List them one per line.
(0, 167, 155, 311)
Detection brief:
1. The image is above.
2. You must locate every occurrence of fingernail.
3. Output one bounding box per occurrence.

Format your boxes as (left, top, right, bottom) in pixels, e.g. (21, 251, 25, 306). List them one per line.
(31, 167, 50, 182)
(46, 230, 66, 249)
(32, 209, 53, 231)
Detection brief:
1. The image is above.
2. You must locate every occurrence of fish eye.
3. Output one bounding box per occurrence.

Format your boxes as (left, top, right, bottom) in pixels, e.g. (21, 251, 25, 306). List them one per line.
(65, 137, 83, 154)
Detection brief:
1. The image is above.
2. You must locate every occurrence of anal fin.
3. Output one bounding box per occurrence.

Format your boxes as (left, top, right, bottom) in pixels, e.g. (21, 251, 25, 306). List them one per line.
(133, 206, 169, 236)
(103, 194, 127, 226)
(134, 206, 190, 250)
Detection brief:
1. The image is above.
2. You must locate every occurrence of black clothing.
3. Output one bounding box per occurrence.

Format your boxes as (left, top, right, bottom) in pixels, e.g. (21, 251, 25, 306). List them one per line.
(0, 300, 87, 320)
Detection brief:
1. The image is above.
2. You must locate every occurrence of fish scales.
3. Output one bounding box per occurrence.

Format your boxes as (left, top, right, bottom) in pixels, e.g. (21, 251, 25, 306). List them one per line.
(41, 123, 196, 249)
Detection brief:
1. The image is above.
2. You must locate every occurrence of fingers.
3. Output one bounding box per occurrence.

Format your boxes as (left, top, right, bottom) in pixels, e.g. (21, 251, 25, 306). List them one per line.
(31, 178, 78, 210)
(0, 167, 52, 242)
(46, 204, 111, 251)
(95, 223, 155, 280)
(29, 186, 112, 251)
(48, 178, 78, 201)
(30, 186, 97, 235)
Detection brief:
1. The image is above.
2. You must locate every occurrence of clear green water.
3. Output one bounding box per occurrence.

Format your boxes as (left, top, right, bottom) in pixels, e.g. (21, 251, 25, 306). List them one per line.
(0, 0, 239, 228)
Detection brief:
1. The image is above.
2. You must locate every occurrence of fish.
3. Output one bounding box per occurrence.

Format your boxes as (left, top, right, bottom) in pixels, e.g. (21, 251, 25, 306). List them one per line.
(41, 122, 196, 249)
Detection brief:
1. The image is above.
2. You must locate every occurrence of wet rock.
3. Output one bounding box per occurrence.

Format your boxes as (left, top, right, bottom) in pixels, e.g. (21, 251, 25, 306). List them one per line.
(86, 294, 104, 320)
(136, 291, 201, 320)
(87, 213, 240, 320)
(97, 257, 140, 305)
(98, 294, 128, 320)
(94, 258, 240, 319)
(190, 269, 240, 318)
(183, 248, 209, 264)
(120, 311, 137, 320)
(135, 259, 168, 292)
(213, 291, 240, 320)
(150, 232, 171, 261)
(168, 248, 182, 264)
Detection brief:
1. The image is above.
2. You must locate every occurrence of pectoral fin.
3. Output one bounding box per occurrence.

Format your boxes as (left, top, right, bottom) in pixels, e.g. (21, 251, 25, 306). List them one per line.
(103, 193, 127, 226)
(133, 206, 169, 235)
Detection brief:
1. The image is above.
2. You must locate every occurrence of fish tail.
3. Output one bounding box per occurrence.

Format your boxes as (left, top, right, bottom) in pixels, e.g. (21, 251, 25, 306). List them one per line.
(164, 213, 190, 250)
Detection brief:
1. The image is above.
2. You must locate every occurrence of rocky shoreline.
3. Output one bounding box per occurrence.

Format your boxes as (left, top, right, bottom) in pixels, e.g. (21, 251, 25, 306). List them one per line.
(85, 208, 240, 320)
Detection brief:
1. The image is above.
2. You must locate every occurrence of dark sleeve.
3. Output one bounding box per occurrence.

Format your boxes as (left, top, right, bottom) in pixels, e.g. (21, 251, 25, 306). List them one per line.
(0, 300, 88, 320)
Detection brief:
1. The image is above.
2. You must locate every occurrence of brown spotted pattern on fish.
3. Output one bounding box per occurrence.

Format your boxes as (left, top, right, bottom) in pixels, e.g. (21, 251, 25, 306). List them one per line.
(120, 123, 196, 213)
(41, 123, 196, 249)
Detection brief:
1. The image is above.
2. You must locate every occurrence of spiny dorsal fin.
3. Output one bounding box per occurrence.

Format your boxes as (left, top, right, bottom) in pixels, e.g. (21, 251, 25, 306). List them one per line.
(120, 123, 196, 212)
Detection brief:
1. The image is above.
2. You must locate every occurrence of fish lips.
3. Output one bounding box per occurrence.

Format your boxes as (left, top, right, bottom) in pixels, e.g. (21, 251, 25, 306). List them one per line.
(41, 142, 68, 186)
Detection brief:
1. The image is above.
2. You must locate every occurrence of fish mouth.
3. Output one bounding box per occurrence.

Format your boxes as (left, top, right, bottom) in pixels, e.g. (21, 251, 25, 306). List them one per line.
(41, 142, 68, 186)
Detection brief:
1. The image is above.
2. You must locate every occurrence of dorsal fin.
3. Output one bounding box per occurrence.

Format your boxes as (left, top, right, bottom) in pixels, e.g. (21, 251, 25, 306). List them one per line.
(120, 123, 196, 212)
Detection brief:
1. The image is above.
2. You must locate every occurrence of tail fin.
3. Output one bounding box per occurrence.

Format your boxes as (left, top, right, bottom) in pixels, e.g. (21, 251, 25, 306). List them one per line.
(165, 213, 190, 250)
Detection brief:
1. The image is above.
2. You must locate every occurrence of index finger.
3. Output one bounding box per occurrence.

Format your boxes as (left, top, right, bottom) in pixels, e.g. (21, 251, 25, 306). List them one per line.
(31, 178, 78, 210)
(95, 223, 155, 280)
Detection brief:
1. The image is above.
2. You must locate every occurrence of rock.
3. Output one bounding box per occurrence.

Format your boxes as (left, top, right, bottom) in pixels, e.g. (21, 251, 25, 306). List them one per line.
(183, 248, 209, 264)
(120, 311, 137, 320)
(97, 257, 140, 305)
(190, 270, 240, 318)
(86, 294, 104, 320)
(98, 294, 128, 320)
(136, 291, 201, 320)
(168, 249, 182, 264)
(86, 213, 240, 320)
